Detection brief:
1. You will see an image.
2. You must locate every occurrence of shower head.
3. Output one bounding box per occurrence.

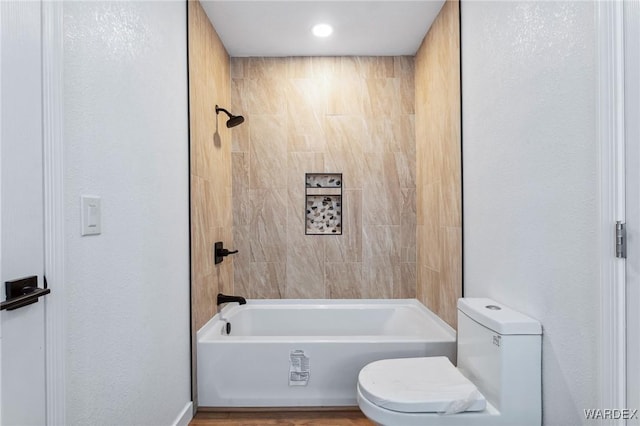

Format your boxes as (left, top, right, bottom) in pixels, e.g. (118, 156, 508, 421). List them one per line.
(215, 105, 245, 128)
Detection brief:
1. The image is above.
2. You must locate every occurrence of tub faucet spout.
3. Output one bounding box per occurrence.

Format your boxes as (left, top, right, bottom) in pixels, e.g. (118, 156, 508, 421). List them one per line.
(217, 293, 246, 310)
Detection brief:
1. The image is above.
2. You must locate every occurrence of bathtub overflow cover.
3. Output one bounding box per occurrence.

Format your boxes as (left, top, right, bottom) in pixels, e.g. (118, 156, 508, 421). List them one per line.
(485, 305, 501, 310)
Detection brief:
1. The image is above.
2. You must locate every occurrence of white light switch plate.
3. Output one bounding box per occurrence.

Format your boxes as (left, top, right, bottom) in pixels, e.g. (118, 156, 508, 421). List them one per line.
(81, 195, 101, 236)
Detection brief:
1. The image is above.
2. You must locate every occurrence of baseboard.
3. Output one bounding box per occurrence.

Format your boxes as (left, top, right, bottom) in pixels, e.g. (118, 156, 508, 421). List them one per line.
(198, 406, 360, 412)
(172, 401, 194, 426)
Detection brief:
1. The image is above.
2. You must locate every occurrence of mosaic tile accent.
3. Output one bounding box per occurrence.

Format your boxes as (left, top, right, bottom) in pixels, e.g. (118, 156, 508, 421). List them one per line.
(306, 196, 342, 235)
(306, 173, 342, 235)
(306, 173, 342, 188)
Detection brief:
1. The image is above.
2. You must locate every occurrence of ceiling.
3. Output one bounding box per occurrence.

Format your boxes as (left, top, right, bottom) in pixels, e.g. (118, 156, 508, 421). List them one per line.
(200, 1, 446, 57)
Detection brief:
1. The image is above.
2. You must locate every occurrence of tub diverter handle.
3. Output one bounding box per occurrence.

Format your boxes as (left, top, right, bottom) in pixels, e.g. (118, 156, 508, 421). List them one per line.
(214, 241, 238, 264)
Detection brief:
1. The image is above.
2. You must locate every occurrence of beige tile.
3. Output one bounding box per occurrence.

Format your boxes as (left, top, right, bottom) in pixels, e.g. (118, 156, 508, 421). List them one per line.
(393, 56, 414, 79)
(224, 55, 426, 307)
(326, 262, 363, 299)
(191, 175, 212, 280)
(421, 266, 441, 316)
(391, 114, 416, 156)
(249, 115, 287, 189)
(230, 78, 247, 117)
(325, 190, 362, 262)
(416, 224, 424, 267)
(363, 153, 401, 226)
(416, 264, 425, 301)
(287, 132, 327, 155)
(364, 57, 395, 78)
(232, 224, 251, 297)
(417, 214, 441, 272)
(286, 229, 325, 298)
(422, 182, 442, 269)
(208, 173, 231, 229)
(366, 258, 398, 299)
(363, 117, 393, 153)
(382, 151, 401, 187)
(248, 262, 286, 299)
(249, 188, 287, 262)
(339, 57, 364, 79)
(416, 176, 424, 226)
(232, 115, 250, 154)
(393, 151, 415, 190)
(288, 56, 314, 78)
(414, 0, 461, 328)
(245, 78, 286, 115)
(402, 247, 416, 263)
(232, 152, 251, 226)
(311, 56, 339, 79)
(440, 182, 462, 227)
(324, 116, 365, 189)
(441, 226, 462, 328)
(287, 153, 325, 240)
(287, 153, 325, 190)
(363, 225, 401, 298)
(230, 79, 250, 153)
(247, 57, 283, 80)
(325, 113, 366, 144)
(327, 77, 365, 115)
(394, 56, 415, 114)
(189, 0, 233, 336)
(286, 79, 327, 152)
(191, 110, 216, 179)
(216, 259, 234, 297)
(401, 187, 416, 215)
(364, 78, 400, 117)
(192, 273, 216, 331)
(230, 57, 246, 79)
(398, 263, 417, 299)
(401, 189, 416, 262)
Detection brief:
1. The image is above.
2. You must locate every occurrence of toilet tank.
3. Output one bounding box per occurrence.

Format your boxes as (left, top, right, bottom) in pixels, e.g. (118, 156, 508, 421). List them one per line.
(456, 298, 541, 421)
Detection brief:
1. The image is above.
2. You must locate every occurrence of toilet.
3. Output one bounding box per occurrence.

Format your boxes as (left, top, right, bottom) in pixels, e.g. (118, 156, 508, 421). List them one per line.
(357, 298, 542, 426)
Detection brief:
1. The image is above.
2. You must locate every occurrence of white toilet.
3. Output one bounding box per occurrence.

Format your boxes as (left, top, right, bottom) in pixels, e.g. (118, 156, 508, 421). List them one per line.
(357, 298, 542, 426)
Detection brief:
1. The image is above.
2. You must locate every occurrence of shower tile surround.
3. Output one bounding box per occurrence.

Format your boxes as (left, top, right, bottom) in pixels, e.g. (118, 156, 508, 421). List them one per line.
(189, 0, 461, 331)
(189, 0, 233, 332)
(415, 0, 462, 327)
(231, 56, 417, 300)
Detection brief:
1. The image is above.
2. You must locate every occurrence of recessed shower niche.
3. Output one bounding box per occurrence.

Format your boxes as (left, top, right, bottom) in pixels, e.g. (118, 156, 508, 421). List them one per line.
(305, 173, 342, 235)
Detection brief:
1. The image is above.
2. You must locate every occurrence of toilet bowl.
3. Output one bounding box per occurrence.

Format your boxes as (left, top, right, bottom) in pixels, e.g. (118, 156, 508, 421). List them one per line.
(357, 298, 542, 426)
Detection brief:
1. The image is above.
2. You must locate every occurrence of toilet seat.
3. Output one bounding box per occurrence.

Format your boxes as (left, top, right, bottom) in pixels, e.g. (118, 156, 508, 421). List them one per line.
(357, 357, 486, 414)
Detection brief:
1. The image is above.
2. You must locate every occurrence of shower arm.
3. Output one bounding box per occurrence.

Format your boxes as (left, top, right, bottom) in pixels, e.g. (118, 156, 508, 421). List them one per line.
(215, 106, 232, 117)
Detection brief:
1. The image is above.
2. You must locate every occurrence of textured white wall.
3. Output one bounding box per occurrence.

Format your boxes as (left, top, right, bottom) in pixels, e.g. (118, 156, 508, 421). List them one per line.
(461, 2, 598, 425)
(63, 2, 190, 424)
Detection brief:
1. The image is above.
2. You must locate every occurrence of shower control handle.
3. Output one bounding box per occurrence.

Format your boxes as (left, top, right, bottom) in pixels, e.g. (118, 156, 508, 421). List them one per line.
(214, 241, 238, 265)
(219, 248, 238, 256)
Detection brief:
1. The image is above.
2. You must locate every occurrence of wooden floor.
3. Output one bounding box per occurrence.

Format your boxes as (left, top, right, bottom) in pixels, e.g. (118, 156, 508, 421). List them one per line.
(190, 410, 374, 425)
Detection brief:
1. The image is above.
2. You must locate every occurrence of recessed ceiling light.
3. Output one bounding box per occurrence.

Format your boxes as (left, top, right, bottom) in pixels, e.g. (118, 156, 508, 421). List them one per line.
(312, 23, 333, 38)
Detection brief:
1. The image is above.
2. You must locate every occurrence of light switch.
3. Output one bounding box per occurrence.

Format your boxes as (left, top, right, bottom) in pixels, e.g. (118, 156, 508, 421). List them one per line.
(81, 196, 101, 236)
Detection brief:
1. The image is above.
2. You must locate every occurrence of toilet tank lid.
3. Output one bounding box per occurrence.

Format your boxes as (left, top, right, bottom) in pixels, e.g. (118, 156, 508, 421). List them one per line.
(457, 298, 542, 335)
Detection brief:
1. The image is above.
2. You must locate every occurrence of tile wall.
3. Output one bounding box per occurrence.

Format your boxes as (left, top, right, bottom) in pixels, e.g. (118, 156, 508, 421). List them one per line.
(415, 0, 462, 328)
(230, 57, 417, 300)
(189, 0, 233, 332)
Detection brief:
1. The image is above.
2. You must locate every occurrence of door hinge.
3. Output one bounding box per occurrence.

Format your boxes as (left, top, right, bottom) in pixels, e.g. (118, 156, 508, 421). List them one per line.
(616, 221, 627, 259)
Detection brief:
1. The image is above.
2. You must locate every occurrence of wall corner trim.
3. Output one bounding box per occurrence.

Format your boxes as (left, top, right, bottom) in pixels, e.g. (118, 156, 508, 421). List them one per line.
(597, 0, 626, 418)
(42, 0, 67, 424)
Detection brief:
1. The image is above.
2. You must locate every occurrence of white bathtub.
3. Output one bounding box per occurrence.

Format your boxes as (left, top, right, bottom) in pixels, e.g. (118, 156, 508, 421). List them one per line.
(196, 299, 456, 408)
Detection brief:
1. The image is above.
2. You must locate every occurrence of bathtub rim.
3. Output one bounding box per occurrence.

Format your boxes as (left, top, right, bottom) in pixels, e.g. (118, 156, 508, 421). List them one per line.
(197, 298, 456, 342)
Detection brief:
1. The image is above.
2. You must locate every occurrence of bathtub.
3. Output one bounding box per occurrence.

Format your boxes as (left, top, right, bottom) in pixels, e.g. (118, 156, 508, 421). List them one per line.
(196, 299, 456, 408)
